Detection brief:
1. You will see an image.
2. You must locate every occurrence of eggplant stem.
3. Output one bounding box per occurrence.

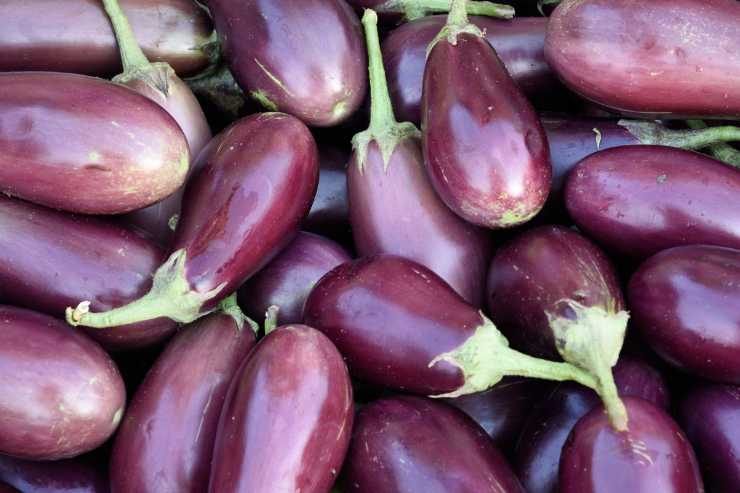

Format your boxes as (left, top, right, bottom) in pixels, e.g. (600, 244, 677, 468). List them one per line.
(686, 120, 740, 169)
(101, 0, 150, 73)
(218, 293, 258, 334)
(426, 0, 485, 55)
(379, 0, 514, 21)
(619, 119, 740, 157)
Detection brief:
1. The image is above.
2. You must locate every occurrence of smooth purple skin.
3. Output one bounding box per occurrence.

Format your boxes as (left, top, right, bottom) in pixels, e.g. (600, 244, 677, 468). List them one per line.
(208, 325, 353, 493)
(238, 231, 351, 326)
(348, 138, 491, 307)
(209, 0, 367, 127)
(110, 311, 256, 493)
(546, 0, 740, 118)
(679, 383, 740, 492)
(566, 145, 740, 259)
(0, 196, 176, 350)
(384, 16, 556, 124)
(0, 455, 109, 493)
(422, 32, 551, 228)
(344, 395, 525, 493)
(628, 245, 740, 383)
(304, 146, 351, 241)
(0, 72, 189, 215)
(559, 397, 703, 493)
(0, 306, 125, 460)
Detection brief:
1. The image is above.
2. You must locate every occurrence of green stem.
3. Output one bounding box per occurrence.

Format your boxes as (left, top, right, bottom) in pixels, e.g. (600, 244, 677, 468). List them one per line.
(686, 120, 740, 169)
(382, 0, 514, 21)
(101, 0, 151, 73)
(218, 293, 258, 333)
(447, 0, 470, 28)
(619, 119, 740, 152)
(264, 305, 280, 335)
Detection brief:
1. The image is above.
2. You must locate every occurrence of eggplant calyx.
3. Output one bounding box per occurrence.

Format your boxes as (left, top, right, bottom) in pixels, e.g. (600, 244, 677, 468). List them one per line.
(686, 120, 740, 169)
(65, 249, 225, 329)
(427, 0, 485, 55)
(186, 64, 248, 119)
(378, 0, 515, 21)
(113, 62, 175, 96)
(619, 119, 740, 154)
(218, 293, 257, 334)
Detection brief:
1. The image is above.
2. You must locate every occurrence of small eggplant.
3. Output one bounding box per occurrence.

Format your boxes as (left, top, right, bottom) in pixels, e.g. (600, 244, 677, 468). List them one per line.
(0, 306, 125, 460)
(346, 0, 513, 22)
(343, 395, 525, 492)
(304, 146, 352, 241)
(0, 454, 108, 493)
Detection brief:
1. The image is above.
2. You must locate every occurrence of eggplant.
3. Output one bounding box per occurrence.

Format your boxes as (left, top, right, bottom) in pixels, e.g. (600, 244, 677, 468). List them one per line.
(559, 397, 703, 493)
(110, 298, 256, 493)
(0, 484, 19, 493)
(679, 383, 740, 493)
(565, 145, 740, 258)
(0, 72, 189, 215)
(422, 1, 551, 228)
(346, 0, 513, 21)
(0, 306, 125, 460)
(304, 146, 351, 241)
(628, 245, 740, 383)
(67, 112, 319, 330)
(545, 0, 740, 118)
(238, 232, 351, 326)
(208, 325, 353, 492)
(0, 454, 109, 493)
(208, 0, 367, 127)
(343, 395, 525, 492)
(0, 196, 176, 350)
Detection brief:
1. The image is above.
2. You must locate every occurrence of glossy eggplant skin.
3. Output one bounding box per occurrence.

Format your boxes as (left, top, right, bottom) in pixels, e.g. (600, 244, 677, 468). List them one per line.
(0, 306, 125, 460)
(559, 397, 703, 493)
(0, 196, 176, 350)
(209, 0, 367, 127)
(0, 454, 109, 493)
(208, 325, 353, 493)
(0, 72, 189, 215)
(546, 0, 740, 118)
(238, 232, 351, 326)
(422, 32, 551, 228)
(679, 383, 740, 493)
(304, 146, 351, 241)
(566, 146, 740, 259)
(110, 312, 256, 493)
(344, 396, 525, 493)
(384, 16, 555, 124)
(628, 245, 740, 383)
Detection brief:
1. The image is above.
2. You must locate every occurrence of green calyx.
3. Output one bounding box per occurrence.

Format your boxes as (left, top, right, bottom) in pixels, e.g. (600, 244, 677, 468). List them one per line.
(218, 293, 259, 334)
(113, 62, 175, 96)
(185, 64, 248, 119)
(619, 119, 740, 156)
(378, 0, 514, 21)
(426, 0, 485, 56)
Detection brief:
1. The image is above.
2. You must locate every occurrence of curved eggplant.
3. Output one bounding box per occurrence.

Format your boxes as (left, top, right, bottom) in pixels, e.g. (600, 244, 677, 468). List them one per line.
(0, 455, 108, 493)
(208, 325, 353, 492)
(304, 146, 351, 241)
(0, 306, 125, 460)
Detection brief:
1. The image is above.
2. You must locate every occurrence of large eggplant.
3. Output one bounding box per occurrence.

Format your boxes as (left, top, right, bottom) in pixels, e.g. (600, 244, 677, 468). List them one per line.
(0, 306, 125, 460)
(0, 455, 109, 493)
(208, 325, 353, 492)
(0, 72, 189, 215)
(545, 0, 740, 118)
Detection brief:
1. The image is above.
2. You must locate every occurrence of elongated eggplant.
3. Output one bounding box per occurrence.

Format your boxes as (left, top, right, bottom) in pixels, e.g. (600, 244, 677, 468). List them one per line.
(67, 112, 319, 330)
(545, 0, 740, 118)
(344, 395, 525, 492)
(0, 306, 125, 460)
(0, 454, 108, 493)
(347, 0, 513, 21)
(422, 1, 551, 228)
(566, 146, 740, 258)
(208, 325, 353, 492)
(304, 146, 351, 242)
(0, 72, 189, 215)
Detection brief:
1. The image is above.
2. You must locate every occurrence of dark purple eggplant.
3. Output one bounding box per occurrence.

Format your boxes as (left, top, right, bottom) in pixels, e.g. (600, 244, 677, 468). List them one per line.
(0, 484, 19, 493)
(208, 325, 353, 492)
(348, 9, 491, 306)
(0, 72, 189, 215)
(566, 145, 740, 259)
(0, 306, 125, 460)
(628, 245, 740, 383)
(422, 2, 551, 228)
(344, 395, 525, 492)
(0, 454, 109, 493)
(545, 0, 740, 118)
(559, 397, 703, 493)
(346, 0, 513, 21)
(238, 232, 351, 326)
(67, 112, 319, 330)
(208, 0, 367, 127)
(110, 297, 256, 493)
(304, 145, 351, 241)
(0, 196, 176, 350)
(679, 383, 740, 493)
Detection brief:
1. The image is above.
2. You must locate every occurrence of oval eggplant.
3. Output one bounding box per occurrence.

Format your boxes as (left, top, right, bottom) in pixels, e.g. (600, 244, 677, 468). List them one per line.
(628, 245, 740, 383)
(304, 145, 351, 241)
(545, 0, 740, 118)
(0, 454, 108, 493)
(0, 306, 125, 460)
(0, 72, 189, 215)
(208, 325, 353, 492)
(344, 395, 525, 492)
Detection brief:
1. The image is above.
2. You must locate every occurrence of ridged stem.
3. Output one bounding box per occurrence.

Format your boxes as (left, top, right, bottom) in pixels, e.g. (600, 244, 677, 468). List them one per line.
(101, 0, 150, 73)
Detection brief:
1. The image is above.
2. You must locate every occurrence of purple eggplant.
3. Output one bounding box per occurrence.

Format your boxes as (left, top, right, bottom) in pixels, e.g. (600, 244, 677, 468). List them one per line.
(304, 146, 351, 241)
(208, 325, 353, 492)
(545, 0, 740, 118)
(344, 395, 525, 492)
(628, 245, 740, 383)
(0, 196, 175, 350)
(208, 0, 367, 127)
(0, 72, 189, 215)
(67, 112, 319, 330)
(422, 2, 551, 228)
(0, 306, 125, 460)
(346, 0, 513, 22)
(559, 397, 703, 493)
(566, 145, 740, 258)
(679, 383, 740, 493)
(0, 484, 19, 493)
(238, 232, 351, 326)
(0, 454, 109, 493)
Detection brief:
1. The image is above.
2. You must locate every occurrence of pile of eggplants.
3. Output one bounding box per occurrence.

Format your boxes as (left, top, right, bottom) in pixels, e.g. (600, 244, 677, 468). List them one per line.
(1, 0, 739, 491)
